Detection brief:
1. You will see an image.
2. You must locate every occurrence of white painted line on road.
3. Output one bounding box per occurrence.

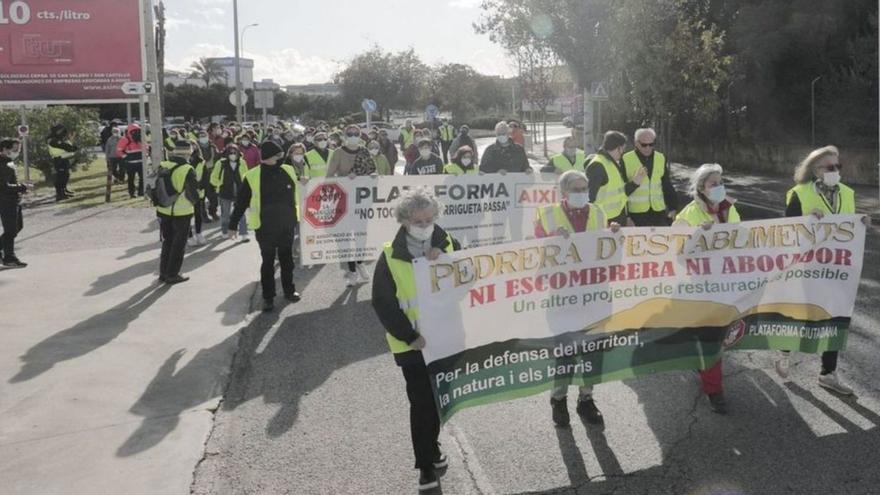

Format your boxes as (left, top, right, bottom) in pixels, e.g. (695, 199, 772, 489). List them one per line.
(255, 318, 284, 355)
(448, 423, 496, 494)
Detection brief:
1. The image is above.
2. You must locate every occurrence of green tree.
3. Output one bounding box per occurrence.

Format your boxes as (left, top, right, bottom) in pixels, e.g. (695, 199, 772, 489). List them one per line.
(190, 57, 226, 87)
(335, 47, 427, 120)
(0, 106, 98, 179)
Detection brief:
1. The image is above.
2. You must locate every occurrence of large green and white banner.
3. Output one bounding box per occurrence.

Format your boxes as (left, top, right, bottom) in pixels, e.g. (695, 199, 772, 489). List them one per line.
(298, 174, 558, 265)
(413, 215, 867, 422)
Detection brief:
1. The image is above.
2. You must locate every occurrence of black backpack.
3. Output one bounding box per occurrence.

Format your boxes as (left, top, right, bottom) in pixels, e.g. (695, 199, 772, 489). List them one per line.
(151, 163, 185, 208)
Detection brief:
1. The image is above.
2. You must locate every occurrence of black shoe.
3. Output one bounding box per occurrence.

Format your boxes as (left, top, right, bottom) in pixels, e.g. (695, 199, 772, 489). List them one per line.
(158, 274, 167, 283)
(164, 275, 190, 285)
(418, 468, 439, 491)
(432, 452, 448, 469)
(64, 190, 75, 196)
(263, 298, 275, 312)
(2, 257, 27, 268)
(708, 392, 727, 414)
(284, 291, 301, 303)
(576, 398, 604, 424)
(551, 397, 570, 427)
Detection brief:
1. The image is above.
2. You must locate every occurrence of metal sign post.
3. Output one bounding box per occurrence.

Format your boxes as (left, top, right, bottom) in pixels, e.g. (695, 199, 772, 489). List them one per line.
(254, 90, 274, 129)
(362, 99, 377, 132)
(590, 81, 609, 147)
(142, 0, 164, 195)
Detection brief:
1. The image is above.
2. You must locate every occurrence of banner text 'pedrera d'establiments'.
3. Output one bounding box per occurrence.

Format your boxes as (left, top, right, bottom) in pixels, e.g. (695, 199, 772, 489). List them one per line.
(412, 215, 866, 422)
(298, 174, 558, 265)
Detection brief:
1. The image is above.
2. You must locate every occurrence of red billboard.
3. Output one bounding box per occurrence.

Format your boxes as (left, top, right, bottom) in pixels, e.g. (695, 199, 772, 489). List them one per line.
(0, 0, 146, 104)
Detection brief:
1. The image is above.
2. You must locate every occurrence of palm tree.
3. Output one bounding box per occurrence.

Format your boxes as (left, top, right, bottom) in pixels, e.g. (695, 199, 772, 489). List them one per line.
(190, 57, 225, 87)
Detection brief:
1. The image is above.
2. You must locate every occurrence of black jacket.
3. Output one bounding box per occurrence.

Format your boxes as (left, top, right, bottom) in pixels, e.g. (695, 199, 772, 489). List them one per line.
(228, 163, 298, 236)
(372, 225, 461, 366)
(0, 156, 27, 205)
(167, 156, 200, 207)
(216, 158, 245, 200)
(479, 141, 529, 173)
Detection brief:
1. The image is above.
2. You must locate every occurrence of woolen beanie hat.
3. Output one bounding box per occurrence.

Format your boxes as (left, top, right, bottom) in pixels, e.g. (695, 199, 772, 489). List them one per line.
(260, 141, 284, 160)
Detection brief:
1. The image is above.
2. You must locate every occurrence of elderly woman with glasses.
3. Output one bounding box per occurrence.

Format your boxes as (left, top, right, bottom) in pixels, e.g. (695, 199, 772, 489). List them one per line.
(673, 163, 741, 414)
(371, 188, 461, 492)
(774, 145, 870, 394)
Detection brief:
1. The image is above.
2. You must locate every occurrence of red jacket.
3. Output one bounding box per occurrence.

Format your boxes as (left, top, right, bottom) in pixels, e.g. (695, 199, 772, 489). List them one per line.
(239, 144, 261, 169)
(116, 123, 144, 160)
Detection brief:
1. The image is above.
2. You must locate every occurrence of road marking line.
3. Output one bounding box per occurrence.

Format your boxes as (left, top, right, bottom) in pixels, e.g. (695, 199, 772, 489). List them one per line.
(448, 423, 496, 494)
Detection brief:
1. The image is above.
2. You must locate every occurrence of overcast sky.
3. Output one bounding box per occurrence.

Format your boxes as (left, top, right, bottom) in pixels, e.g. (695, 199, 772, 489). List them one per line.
(163, 0, 514, 85)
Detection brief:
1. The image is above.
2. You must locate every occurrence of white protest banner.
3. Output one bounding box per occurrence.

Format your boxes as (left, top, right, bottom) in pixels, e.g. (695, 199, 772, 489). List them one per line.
(298, 173, 559, 265)
(412, 215, 867, 422)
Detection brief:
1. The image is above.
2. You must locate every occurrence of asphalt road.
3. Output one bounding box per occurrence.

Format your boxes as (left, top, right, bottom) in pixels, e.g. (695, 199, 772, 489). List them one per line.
(191, 158, 880, 494)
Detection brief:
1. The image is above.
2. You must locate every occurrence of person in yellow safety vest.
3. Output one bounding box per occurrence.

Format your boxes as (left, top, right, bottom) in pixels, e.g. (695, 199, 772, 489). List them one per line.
(156, 140, 199, 285)
(443, 145, 478, 175)
(285, 143, 309, 179)
(621, 128, 679, 226)
(399, 119, 415, 151)
(673, 163, 741, 414)
(227, 141, 301, 312)
(47, 123, 78, 201)
(304, 132, 333, 178)
(547, 137, 588, 173)
(187, 143, 208, 247)
(210, 144, 250, 240)
(774, 145, 871, 395)
(586, 130, 634, 226)
(438, 118, 456, 163)
(533, 170, 620, 426)
(371, 189, 460, 492)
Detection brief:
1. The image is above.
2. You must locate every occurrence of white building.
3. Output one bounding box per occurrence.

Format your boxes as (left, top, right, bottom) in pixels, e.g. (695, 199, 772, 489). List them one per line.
(164, 70, 207, 88)
(206, 57, 255, 89)
(284, 83, 340, 97)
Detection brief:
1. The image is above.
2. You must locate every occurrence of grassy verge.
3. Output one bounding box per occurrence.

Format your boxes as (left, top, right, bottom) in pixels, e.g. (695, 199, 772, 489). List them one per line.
(27, 158, 152, 209)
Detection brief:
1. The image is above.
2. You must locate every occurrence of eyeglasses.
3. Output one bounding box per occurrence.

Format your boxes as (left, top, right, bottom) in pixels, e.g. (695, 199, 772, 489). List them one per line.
(345, 132, 360, 137)
(638, 142, 655, 148)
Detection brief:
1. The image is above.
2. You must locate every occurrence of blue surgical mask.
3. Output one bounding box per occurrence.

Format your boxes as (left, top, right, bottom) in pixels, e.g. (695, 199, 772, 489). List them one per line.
(706, 185, 726, 204)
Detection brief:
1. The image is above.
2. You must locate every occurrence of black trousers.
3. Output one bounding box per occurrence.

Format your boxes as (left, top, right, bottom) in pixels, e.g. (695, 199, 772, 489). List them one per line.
(821, 351, 838, 375)
(205, 185, 218, 218)
(159, 213, 191, 278)
(440, 140, 453, 163)
(257, 229, 295, 300)
(0, 204, 23, 260)
(127, 162, 144, 197)
(629, 210, 671, 227)
(401, 359, 441, 470)
(54, 163, 70, 198)
(192, 198, 204, 234)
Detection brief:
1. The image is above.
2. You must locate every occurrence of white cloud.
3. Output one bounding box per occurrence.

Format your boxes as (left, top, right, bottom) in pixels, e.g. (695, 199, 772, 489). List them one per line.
(166, 43, 340, 85)
(449, 0, 482, 9)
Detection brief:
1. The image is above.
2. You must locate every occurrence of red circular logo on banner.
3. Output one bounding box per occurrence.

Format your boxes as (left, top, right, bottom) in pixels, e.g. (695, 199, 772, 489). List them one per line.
(304, 182, 347, 228)
(723, 319, 747, 348)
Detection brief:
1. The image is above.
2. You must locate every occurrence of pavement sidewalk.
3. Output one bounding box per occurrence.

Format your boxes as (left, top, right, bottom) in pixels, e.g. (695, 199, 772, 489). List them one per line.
(0, 206, 261, 495)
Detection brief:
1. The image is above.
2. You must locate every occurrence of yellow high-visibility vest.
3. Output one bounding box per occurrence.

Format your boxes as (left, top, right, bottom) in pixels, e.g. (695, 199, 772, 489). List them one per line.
(443, 162, 478, 175)
(550, 150, 587, 173)
(242, 164, 300, 230)
(382, 236, 455, 354)
(622, 150, 667, 213)
(675, 200, 741, 226)
(536, 203, 606, 234)
(588, 154, 627, 219)
(785, 182, 855, 215)
(155, 161, 195, 217)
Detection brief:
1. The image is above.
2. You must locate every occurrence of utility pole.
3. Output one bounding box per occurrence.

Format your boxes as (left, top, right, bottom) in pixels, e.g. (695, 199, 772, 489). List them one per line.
(233, 0, 243, 123)
(143, 0, 164, 193)
(811, 75, 821, 146)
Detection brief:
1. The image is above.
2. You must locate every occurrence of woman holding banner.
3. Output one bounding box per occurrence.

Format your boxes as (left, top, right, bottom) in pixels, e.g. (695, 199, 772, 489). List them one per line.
(775, 145, 870, 394)
(371, 189, 461, 492)
(534, 170, 619, 427)
(673, 163, 741, 414)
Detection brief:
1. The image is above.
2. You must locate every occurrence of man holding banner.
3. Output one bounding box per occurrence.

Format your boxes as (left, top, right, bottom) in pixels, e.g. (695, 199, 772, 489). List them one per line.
(371, 189, 461, 492)
(535, 170, 619, 426)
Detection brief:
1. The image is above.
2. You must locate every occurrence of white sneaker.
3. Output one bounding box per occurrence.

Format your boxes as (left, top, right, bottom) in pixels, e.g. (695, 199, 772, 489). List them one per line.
(818, 372, 853, 395)
(774, 352, 790, 379)
(356, 263, 371, 282)
(196, 233, 207, 245)
(240, 233, 250, 243)
(187, 236, 198, 247)
(344, 271, 358, 287)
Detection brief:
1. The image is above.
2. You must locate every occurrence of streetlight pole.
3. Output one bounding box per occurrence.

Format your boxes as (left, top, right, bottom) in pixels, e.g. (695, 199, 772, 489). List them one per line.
(811, 75, 821, 146)
(233, 0, 242, 123)
(240, 23, 258, 122)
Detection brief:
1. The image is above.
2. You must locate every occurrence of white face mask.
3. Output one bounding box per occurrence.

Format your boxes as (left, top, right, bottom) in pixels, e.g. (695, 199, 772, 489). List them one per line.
(292, 154, 304, 163)
(706, 184, 726, 204)
(822, 170, 840, 187)
(346, 136, 360, 147)
(316, 140, 328, 149)
(306, 135, 314, 143)
(198, 138, 209, 145)
(461, 158, 472, 167)
(229, 154, 239, 162)
(408, 223, 435, 241)
(369, 148, 380, 156)
(8, 151, 20, 160)
(241, 140, 250, 146)
(497, 135, 509, 144)
(419, 149, 431, 159)
(567, 192, 589, 209)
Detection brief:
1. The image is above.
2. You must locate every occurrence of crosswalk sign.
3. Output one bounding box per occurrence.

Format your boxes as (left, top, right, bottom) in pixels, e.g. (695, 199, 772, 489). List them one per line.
(591, 81, 609, 100)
